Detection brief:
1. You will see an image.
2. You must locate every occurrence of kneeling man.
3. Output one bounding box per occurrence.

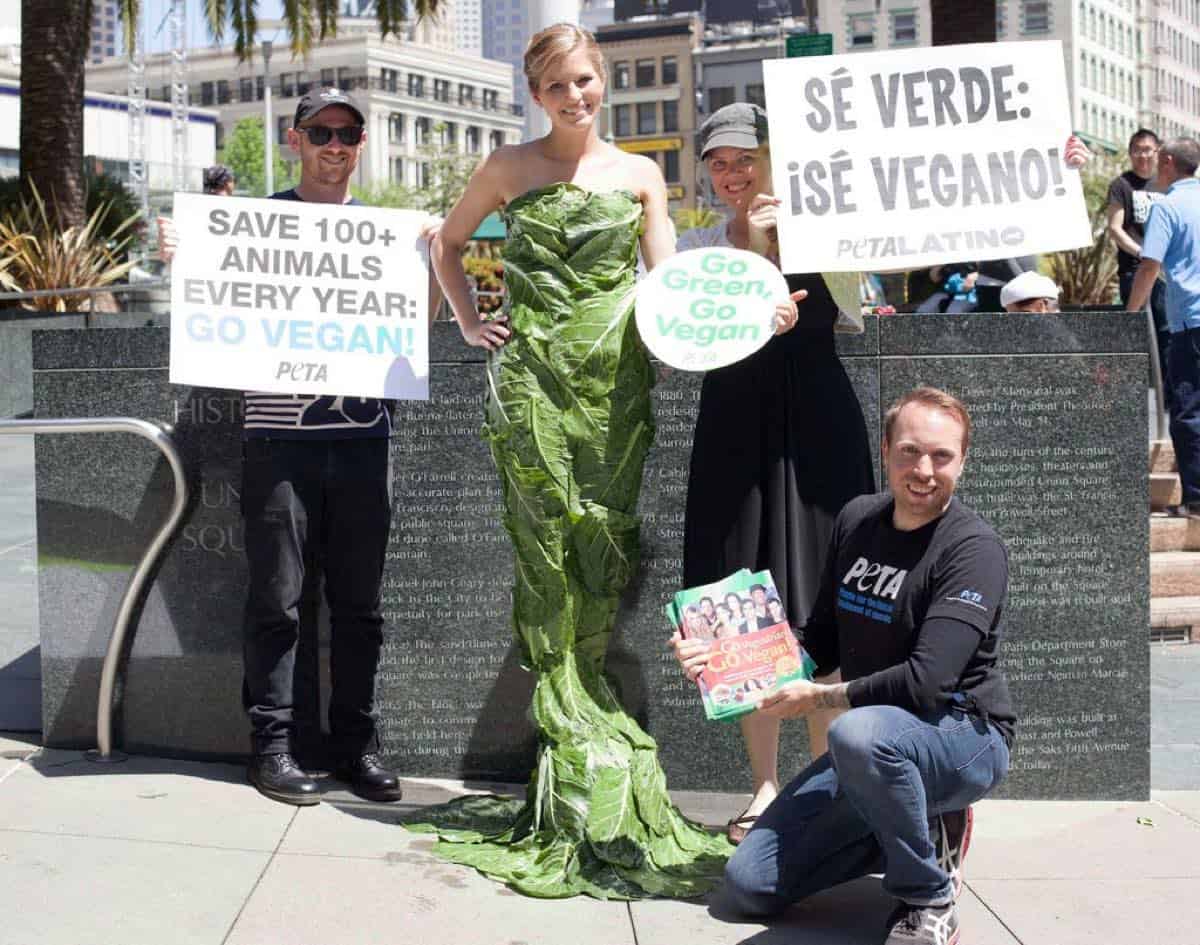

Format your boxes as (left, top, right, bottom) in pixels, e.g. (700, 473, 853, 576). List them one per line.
(683, 387, 1015, 945)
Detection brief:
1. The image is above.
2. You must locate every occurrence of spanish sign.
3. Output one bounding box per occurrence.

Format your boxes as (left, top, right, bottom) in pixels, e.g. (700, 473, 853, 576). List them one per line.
(636, 248, 790, 370)
(762, 41, 1091, 273)
(169, 194, 430, 399)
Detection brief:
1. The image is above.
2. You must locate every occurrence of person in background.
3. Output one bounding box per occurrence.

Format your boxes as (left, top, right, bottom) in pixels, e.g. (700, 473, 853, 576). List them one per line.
(1000, 271, 1061, 313)
(1127, 137, 1200, 519)
(1108, 129, 1171, 407)
(202, 164, 237, 196)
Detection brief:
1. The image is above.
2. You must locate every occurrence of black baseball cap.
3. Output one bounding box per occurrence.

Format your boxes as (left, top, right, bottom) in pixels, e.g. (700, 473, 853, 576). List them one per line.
(293, 87, 365, 127)
(698, 103, 769, 158)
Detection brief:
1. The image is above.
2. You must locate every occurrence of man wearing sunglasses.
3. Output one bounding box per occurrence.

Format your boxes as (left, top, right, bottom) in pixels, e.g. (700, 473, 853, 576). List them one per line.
(228, 87, 412, 808)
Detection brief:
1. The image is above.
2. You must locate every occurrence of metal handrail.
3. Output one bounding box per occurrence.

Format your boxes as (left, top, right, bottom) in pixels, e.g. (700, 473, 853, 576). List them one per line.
(0, 417, 190, 759)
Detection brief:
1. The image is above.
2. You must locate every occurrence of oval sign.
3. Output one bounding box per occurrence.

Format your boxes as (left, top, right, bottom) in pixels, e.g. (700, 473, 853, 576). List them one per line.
(636, 247, 790, 371)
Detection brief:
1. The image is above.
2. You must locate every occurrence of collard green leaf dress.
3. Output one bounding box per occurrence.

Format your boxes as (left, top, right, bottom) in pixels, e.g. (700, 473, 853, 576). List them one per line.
(407, 184, 730, 898)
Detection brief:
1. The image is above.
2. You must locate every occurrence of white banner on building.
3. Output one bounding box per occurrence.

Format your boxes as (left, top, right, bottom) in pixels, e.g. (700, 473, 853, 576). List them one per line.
(169, 194, 430, 399)
(762, 41, 1091, 273)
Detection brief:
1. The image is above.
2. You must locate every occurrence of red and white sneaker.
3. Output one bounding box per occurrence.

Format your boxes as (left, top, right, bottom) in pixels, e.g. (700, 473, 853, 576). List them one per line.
(934, 807, 973, 900)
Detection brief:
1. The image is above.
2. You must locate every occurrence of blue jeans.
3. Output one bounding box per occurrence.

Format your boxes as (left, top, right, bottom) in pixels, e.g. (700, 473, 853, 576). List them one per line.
(1167, 327, 1200, 505)
(724, 705, 1009, 913)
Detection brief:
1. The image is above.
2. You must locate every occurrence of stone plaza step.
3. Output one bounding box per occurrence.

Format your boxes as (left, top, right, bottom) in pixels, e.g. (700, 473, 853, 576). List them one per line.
(1150, 595, 1200, 643)
(1152, 472, 1183, 510)
(1151, 515, 1200, 552)
(1150, 551, 1200, 597)
(1151, 438, 1178, 474)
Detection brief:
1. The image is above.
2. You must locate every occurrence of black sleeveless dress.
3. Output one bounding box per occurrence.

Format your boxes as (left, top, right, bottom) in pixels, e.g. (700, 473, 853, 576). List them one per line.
(679, 225, 875, 632)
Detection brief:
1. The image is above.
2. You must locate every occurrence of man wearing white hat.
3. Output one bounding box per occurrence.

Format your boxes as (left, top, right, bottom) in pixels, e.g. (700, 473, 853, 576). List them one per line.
(1000, 272, 1061, 313)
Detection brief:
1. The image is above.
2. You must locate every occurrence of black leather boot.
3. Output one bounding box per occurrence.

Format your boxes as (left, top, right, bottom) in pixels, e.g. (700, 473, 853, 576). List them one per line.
(334, 752, 403, 802)
(248, 752, 321, 806)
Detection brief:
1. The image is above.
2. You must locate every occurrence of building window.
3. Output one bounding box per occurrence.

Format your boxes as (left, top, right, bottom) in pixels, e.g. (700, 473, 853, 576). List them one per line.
(280, 72, 294, 97)
(389, 113, 406, 144)
(662, 56, 677, 85)
(217, 79, 231, 104)
(408, 74, 425, 97)
(256, 75, 265, 100)
(295, 74, 313, 96)
(418, 162, 430, 189)
(240, 77, 254, 102)
(277, 116, 290, 144)
(415, 116, 430, 146)
(337, 67, 354, 89)
(434, 79, 450, 102)
(441, 121, 457, 148)
(662, 99, 678, 133)
(614, 61, 630, 90)
(709, 86, 735, 112)
(891, 10, 917, 45)
(664, 149, 680, 183)
(482, 88, 498, 110)
(635, 59, 655, 87)
(200, 81, 214, 106)
(613, 104, 631, 137)
(466, 125, 481, 153)
(848, 14, 875, 47)
(321, 68, 335, 86)
(489, 129, 504, 151)
(392, 157, 405, 183)
(746, 83, 765, 108)
(459, 83, 475, 105)
(382, 68, 399, 93)
(637, 102, 656, 135)
(1021, 0, 1050, 33)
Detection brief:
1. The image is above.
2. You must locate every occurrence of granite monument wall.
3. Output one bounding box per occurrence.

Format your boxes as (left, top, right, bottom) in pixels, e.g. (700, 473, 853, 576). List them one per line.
(32, 315, 1149, 799)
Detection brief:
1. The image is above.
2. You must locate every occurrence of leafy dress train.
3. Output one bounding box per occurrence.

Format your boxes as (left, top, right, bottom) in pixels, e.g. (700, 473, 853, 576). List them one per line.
(406, 183, 730, 898)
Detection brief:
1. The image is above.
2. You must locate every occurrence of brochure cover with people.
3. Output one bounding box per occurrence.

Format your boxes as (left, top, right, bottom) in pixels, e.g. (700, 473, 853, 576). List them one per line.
(666, 568, 817, 722)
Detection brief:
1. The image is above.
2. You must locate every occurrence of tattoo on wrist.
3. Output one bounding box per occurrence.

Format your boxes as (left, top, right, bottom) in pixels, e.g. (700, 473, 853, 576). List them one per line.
(815, 684, 851, 710)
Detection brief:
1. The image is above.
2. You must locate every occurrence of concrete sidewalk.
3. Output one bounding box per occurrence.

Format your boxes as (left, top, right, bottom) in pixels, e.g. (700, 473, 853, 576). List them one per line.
(1, 733, 1197, 945)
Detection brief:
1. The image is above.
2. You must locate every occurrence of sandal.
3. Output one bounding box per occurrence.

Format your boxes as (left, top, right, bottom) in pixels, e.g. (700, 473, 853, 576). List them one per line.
(726, 811, 758, 845)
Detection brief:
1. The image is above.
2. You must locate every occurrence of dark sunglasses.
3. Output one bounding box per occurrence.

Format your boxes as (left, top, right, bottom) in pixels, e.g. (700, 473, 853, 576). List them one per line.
(298, 124, 364, 146)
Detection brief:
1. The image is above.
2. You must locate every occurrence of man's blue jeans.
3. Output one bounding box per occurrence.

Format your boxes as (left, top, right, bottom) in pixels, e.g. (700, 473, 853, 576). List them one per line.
(724, 705, 1009, 914)
(1167, 327, 1200, 506)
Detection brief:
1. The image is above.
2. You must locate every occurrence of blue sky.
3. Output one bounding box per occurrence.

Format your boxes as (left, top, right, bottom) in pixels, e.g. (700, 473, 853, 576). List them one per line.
(143, 1, 288, 54)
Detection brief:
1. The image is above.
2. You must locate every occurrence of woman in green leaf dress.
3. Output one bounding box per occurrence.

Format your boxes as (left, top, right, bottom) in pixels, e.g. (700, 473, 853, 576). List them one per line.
(423, 24, 800, 900)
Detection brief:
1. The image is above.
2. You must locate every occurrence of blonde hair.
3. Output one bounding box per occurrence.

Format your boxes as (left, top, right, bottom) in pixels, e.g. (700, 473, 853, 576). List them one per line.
(524, 23, 606, 92)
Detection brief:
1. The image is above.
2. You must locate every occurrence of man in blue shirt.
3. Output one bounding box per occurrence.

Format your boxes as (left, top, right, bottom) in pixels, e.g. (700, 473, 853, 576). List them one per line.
(1128, 137, 1200, 516)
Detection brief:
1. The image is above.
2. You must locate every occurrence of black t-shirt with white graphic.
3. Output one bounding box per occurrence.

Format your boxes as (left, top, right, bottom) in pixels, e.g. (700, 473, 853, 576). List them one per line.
(241, 189, 392, 440)
(803, 493, 1016, 744)
(1107, 170, 1164, 277)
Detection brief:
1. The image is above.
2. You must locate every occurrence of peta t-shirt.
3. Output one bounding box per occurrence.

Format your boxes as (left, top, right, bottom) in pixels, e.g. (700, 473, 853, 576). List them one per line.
(241, 188, 392, 440)
(1107, 170, 1164, 277)
(803, 493, 1016, 744)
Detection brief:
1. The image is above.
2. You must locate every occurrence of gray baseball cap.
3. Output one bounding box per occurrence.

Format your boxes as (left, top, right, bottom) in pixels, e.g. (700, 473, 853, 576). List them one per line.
(698, 103, 769, 158)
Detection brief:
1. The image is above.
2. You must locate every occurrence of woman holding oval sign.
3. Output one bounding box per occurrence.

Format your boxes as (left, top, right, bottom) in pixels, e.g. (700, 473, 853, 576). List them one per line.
(669, 103, 874, 845)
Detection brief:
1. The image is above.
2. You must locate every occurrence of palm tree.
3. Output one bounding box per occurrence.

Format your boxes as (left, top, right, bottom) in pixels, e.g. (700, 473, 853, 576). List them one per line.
(19, 0, 439, 229)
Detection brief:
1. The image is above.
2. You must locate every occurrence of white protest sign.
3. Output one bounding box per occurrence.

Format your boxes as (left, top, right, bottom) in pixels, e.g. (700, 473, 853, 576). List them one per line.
(636, 247, 790, 370)
(763, 41, 1091, 273)
(169, 194, 430, 399)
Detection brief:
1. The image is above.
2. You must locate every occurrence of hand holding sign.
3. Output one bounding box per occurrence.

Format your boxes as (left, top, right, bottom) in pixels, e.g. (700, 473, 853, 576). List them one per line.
(636, 248, 791, 370)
